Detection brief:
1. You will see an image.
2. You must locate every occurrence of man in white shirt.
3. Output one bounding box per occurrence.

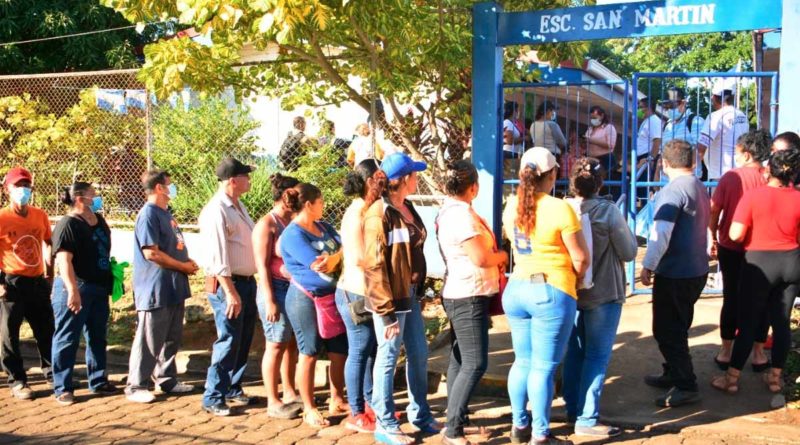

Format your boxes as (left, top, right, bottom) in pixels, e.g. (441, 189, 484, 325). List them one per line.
(636, 98, 663, 166)
(199, 157, 258, 417)
(697, 83, 750, 180)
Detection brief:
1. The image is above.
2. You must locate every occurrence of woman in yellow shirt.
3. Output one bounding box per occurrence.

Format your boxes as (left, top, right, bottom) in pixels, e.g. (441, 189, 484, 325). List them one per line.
(502, 147, 590, 445)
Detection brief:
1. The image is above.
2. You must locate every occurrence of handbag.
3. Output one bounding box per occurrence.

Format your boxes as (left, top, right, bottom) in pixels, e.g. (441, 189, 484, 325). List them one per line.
(475, 216, 507, 316)
(291, 280, 346, 339)
(342, 290, 372, 325)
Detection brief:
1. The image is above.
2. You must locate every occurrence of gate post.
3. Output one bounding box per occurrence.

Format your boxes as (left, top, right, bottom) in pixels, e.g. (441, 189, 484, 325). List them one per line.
(472, 2, 504, 240)
(779, 0, 799, 132)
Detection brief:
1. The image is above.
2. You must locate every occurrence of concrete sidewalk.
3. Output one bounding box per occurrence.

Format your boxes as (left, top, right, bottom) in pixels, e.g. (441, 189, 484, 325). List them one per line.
(428, 293, 800, 443)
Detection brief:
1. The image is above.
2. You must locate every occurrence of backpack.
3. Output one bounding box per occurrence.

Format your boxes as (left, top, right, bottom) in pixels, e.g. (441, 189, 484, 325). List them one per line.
(278, 131, 306, 170)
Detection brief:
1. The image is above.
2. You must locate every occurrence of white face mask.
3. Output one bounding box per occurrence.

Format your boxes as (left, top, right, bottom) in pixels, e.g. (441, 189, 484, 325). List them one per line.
(590, 118, 602, 127)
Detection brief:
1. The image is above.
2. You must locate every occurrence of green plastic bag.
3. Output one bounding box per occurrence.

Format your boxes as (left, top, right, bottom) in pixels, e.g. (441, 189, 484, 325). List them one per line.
(110, 257, 129, 302)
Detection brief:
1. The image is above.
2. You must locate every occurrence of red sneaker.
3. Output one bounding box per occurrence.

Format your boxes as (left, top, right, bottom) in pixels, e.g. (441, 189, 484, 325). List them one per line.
(365, 403, 402, 420)
(344, 413, 376, 433)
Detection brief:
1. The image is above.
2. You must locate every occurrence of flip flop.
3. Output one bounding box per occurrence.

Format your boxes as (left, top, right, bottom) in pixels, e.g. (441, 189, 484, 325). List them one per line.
(375, 429, 415, 445)
(302, 409, 330, 428)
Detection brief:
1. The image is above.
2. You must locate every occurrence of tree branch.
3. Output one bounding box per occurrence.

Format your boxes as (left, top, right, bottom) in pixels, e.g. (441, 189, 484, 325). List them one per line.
(307, 31, 371, 111)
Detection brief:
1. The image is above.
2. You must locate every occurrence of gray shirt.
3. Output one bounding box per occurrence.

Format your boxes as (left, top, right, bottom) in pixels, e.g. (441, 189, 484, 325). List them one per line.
(530, 120, 567, 155)
(577, 198, 637, 310)
(643, 174, 710, 278)
(198, 190, 256, 277)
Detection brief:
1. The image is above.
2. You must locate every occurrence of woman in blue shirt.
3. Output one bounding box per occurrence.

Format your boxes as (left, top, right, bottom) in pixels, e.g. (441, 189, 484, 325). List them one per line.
(279, 183, 348, 428)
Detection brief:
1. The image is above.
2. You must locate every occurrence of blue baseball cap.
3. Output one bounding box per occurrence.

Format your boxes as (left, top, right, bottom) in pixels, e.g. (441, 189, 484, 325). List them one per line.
(380, 152, 427, 180)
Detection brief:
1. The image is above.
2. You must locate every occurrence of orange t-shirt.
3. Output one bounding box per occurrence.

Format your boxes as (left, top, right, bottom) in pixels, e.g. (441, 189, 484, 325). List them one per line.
(0, 207, 52, 277)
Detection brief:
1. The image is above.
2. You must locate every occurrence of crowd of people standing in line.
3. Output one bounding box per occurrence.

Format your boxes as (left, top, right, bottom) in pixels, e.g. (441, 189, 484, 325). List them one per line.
(0, 122, 798, 444)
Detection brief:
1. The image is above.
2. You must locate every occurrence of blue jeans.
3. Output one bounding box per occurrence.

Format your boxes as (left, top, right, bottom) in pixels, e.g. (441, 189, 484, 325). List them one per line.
(256, 279, 293, 344)
(285, 283, 348, 357)
(335, 288, 376, 414)
(503, 280, 576, 439)
(50, 277, 111, 396)
(202, 278, 257, 407)
(371, 289, 435, 432)
(562, 302, 622, 428)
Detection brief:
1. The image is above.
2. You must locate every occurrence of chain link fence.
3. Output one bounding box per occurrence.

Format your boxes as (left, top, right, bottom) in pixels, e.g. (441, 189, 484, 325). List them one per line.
(0, 69, 461, 227)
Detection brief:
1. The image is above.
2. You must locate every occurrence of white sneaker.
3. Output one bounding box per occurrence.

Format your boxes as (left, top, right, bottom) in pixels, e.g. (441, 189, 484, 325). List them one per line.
(126, 390, 156, 404)
(164, 382, 195, 394)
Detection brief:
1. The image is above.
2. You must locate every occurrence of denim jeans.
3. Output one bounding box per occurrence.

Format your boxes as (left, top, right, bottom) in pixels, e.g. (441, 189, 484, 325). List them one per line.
(51, 277, 111, 396)
(562, 302, 622, 427)
(335, 288, 376, 414)
(443, 297, 489, 438)
(503, 280, 576, 439)
(202, 278, 257, 407)
(256, 278, 293, 344)
(371, 288, 435, 432)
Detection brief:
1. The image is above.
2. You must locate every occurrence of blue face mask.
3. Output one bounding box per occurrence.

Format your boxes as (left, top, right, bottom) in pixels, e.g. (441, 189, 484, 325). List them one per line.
(10, 186, 31, 206)
(89, 196, 103, 213)
(667, 108, 683, 122)
(167, 183, 177, 200)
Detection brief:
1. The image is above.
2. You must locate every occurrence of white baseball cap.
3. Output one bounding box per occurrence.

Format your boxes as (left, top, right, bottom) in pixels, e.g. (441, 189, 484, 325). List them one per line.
(520, 147, 559, 175)
(712, 78, 737, 97)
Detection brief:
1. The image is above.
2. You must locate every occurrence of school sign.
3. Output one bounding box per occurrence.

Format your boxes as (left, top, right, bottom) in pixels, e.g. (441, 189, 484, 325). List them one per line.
(497, 0, 783, 45)
(472, 0, 798, 240)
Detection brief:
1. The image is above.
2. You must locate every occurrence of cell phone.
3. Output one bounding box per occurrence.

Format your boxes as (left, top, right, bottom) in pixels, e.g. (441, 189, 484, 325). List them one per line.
(530, 273, 547, 284)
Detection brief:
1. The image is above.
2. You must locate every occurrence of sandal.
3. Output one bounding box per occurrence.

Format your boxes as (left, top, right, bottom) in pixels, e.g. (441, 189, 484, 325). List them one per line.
(763, 369, 783, 393)
(329, 400, 351, 416)
(710, 368, 740, 394)
(375, 429, 415, 445)
(302, 409, 330, 428)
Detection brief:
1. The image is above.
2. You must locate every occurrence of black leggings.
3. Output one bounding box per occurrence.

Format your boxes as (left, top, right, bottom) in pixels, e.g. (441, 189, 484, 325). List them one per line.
(731, 249, 800, 370)
(717, 245, 768, 342)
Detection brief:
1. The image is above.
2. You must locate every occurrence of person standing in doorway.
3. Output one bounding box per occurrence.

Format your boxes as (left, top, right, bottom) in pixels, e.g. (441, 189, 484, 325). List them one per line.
(199, 157, 259, 416)
(0, 167, 55, 401)
(641, 140, 710, 408)
(125, 170, 199, 403)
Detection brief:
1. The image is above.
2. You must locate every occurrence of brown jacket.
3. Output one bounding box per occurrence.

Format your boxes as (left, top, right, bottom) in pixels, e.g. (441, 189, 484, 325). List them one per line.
(362, 197, 421, 325)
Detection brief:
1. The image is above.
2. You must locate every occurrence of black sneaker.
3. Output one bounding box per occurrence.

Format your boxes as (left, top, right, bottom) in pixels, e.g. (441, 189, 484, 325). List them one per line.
(655, 387, 701, 407)
(203, 403, 231, 417)
(510, 424, 531, 444)
(644, 364, 674, 389)
(90, 382, 119, 395)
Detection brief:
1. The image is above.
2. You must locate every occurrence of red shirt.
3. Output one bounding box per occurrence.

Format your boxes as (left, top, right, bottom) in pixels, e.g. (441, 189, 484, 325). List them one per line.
(711, 167, 767, 251)
(732, 185, 800, 251)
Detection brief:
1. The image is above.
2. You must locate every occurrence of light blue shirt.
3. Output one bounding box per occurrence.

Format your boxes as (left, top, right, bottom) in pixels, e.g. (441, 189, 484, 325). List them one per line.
(662, 111, 704, 149)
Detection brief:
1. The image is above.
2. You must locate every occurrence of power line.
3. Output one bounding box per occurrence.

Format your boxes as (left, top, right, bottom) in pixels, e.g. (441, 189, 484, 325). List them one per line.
(0, 25, 137, 48)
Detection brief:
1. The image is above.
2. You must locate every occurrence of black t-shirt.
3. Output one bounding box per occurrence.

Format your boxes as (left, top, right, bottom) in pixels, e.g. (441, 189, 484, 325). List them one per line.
(52, 214, 113, 289)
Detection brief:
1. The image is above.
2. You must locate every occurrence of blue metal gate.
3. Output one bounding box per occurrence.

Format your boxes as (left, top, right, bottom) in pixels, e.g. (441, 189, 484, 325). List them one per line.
(627, 71, 780, 295)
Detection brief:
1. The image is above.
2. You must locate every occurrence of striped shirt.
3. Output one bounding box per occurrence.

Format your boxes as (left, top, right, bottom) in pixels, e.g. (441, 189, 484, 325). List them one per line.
(198, 190, 256, 277)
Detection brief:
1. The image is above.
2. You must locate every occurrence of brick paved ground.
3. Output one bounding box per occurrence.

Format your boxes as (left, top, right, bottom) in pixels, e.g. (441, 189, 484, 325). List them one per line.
(0, 365, 791, 445)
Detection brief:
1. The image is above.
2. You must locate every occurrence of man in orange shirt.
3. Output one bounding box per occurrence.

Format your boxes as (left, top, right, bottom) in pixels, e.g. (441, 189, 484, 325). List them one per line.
(0, 167, 55, 400)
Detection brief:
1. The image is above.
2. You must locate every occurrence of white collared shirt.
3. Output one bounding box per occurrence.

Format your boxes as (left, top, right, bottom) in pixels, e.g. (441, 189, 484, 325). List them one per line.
(198, 190, 257, 277)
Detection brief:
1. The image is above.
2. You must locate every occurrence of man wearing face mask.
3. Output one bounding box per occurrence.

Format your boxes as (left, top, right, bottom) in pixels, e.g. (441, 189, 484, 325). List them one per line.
(126, 170, 199, 403)
(660, 88, 706, 180)
(0, 167, 55, 400)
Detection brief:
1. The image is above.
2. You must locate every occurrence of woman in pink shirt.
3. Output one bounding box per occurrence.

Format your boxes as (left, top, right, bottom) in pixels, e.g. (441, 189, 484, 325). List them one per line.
(584, 106, 618, 175)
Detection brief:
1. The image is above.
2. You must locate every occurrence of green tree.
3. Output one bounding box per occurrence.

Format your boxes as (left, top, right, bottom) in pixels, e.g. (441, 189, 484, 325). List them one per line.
(100, 0, 588, 183)
(588, 32, 753, 102)
(151, 95, 263, 222)
(0, 0, 145, 73)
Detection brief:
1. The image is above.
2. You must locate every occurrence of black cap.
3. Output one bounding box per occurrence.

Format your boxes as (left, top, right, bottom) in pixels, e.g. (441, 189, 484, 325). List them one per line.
(215, 157, 254, 180)
(657, 87, 686, 106)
